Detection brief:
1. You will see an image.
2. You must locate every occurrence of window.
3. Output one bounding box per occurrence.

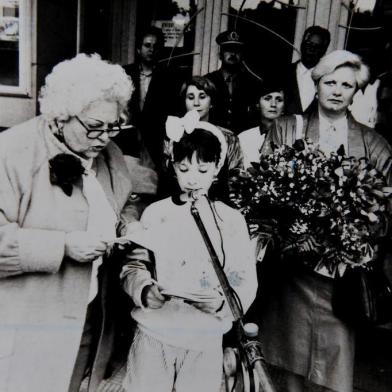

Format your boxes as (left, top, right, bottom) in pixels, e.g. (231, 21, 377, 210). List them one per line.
(137, 0, 199, 76)
(343, 0, 386, 78)
(0, 0, 31, 96)
(228, 0, 301, 79)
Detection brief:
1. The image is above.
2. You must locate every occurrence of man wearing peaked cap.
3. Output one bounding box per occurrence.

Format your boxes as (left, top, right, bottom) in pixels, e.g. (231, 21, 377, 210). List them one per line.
(215, 30, 244, 46)
(205, 30, 259, 134)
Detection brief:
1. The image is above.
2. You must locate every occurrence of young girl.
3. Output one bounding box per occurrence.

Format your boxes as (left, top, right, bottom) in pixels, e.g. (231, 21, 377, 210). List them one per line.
(121, 112, 257, 392)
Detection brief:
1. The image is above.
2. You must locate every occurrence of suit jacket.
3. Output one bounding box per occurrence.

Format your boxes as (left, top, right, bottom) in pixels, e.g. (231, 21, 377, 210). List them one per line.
(261, 110, 392, 184)
(205, 68, 259, 134)
(122, 63, 180, 167)
(0, 117, 138, 392)
(284, 61, 317, 115)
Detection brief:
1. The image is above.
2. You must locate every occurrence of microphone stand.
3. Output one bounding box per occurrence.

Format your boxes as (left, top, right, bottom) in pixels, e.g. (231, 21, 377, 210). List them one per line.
(190, 197, 276, 392)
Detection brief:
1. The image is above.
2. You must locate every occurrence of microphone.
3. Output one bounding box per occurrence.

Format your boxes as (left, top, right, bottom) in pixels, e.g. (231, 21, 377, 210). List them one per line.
(187, 189, 206, 201)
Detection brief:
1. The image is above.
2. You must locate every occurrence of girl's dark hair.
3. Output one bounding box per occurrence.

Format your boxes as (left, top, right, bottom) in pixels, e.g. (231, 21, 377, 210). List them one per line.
(172, 129, 221, 164)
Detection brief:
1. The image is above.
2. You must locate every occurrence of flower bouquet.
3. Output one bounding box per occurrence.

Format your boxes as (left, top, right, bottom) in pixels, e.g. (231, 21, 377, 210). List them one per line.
(229, 139, 392, 274)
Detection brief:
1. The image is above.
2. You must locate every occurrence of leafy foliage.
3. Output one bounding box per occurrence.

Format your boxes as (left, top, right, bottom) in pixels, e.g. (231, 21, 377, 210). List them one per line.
(229, 139, 392, 273)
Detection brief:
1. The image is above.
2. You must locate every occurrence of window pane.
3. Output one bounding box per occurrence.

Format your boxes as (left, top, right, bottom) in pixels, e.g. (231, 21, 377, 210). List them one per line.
(137, 0, 198, 76)
(0, 0, 19, 86)
(344, 0, 385, 78)
(228, 0, 299, 78)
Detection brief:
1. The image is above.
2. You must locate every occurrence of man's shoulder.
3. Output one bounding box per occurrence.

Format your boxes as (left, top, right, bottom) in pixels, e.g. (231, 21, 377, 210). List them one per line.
(283, 61, 299, 83)
(122, 62, 138, 76)
(291, 60, 300, 69)
(238, 67, 259, 81)
(205, 69, 222, 81)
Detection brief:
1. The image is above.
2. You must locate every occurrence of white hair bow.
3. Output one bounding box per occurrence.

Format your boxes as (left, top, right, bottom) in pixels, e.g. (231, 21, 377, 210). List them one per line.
(164, 110, 228, 171)
(165, 110, 200, 142)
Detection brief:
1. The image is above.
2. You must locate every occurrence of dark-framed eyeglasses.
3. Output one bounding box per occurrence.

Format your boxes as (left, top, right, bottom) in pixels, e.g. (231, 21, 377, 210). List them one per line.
(76, 116, 129, 139)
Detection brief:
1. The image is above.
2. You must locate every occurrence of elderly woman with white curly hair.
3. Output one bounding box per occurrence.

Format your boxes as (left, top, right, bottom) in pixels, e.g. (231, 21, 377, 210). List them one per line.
(255, 50, 392, 392)
(0, 53, 141, 392)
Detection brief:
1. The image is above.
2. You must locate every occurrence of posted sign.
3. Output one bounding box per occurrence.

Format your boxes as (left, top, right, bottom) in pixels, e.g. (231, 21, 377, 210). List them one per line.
(155, 20, 184, 48)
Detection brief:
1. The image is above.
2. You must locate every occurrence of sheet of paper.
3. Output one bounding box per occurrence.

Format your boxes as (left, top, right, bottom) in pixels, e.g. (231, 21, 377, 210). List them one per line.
(160, 289, 218, 303)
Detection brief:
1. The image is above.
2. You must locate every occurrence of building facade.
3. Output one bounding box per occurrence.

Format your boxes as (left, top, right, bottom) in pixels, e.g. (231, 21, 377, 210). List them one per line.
(0, 0, 389, 128)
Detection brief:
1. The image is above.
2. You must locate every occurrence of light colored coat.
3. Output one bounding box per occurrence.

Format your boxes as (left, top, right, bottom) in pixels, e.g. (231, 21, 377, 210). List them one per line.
(0, 117, 137, 392)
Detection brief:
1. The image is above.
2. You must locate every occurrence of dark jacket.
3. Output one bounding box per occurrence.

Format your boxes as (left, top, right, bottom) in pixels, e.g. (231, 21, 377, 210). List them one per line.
(283, 61, 318, 115)
(122, 63, 181, 167)
(205, 68, 259, 134)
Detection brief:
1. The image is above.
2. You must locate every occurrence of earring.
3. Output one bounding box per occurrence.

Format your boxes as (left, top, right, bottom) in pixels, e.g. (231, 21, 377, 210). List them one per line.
(213, 174, 219, 183)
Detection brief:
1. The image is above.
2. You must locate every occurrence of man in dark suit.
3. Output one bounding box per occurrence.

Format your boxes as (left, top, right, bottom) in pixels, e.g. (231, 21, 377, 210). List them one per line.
(120, 26, 178, 168)
(205, 30, 259, 134)
(284, 25, 330, 115)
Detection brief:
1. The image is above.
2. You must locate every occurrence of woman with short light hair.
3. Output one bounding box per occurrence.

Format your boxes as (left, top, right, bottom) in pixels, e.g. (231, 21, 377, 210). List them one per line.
(257, 50, 392, 392)
(311, 49, 370, 90)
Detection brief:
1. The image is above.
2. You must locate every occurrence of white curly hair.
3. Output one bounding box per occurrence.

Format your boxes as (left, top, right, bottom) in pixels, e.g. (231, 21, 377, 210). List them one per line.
(39, 53, 134, 121)
(312, 50, 370, 90)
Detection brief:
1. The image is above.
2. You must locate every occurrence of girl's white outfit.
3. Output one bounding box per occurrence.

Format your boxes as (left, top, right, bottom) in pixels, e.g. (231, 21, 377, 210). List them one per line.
(121, 196, 257, 392)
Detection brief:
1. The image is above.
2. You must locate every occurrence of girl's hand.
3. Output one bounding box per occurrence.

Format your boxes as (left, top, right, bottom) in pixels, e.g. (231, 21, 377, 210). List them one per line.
(116, 221, 143, 250)
(142, 284, 167, 309)
(65, 231, 110, 263)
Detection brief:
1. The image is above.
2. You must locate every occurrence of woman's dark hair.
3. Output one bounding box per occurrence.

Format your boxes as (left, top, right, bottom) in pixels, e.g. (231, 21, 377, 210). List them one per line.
(179, 76, 217, 112)
(172, 128, 221, 165)
(255, 78, 285, 102)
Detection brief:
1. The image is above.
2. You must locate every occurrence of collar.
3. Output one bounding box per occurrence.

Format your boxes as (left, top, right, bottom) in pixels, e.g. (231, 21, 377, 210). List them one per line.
(258, 125, 269, 136)
(318, 111, 348, 131)
(139, 63, 154, 77)
(172, 194, 187, 206)
(297, 61, 313, 75)
(221, 68, 237, 82)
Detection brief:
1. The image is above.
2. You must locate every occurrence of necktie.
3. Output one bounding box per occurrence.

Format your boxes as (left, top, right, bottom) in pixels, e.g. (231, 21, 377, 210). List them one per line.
(225, 74, 233, 95)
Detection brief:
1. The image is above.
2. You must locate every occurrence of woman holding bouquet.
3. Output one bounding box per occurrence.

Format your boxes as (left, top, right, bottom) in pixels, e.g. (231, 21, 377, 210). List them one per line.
(258, 50, 392, 392)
